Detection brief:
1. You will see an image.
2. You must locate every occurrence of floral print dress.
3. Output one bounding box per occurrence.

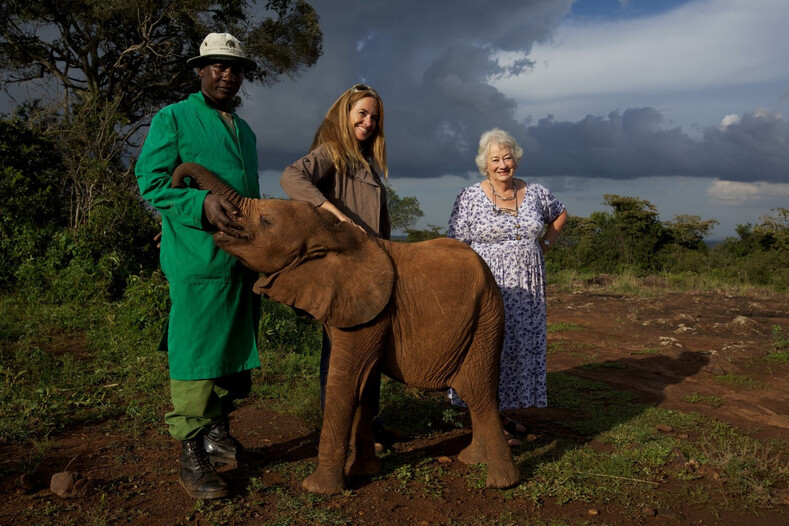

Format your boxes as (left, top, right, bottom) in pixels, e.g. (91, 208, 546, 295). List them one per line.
(447, 181, 565, 410)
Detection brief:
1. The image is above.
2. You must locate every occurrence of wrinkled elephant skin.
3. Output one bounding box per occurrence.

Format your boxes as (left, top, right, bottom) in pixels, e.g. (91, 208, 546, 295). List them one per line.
(172, 163, 519, 493)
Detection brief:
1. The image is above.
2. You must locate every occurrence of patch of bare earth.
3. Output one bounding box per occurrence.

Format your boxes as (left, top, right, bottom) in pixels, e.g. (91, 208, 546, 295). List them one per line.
(1, 285, 788, 525)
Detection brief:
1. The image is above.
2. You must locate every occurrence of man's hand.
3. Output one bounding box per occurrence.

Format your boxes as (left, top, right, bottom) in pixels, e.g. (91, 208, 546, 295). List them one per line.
(203, 194, 244, 237)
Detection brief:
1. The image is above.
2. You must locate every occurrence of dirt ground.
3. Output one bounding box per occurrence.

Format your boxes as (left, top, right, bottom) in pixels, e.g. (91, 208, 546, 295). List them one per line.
(2, 282, 788, 525)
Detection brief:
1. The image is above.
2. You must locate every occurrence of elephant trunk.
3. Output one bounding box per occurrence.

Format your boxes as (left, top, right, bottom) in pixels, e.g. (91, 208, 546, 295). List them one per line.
(171, 162, 251, 210)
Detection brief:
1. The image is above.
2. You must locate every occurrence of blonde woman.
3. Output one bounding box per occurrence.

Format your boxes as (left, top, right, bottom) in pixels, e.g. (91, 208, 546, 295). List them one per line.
(281, 84, 397, 447)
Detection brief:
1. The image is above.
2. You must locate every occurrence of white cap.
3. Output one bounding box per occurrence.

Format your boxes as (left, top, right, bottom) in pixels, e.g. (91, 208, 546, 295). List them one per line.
(187, 33, 257, 71)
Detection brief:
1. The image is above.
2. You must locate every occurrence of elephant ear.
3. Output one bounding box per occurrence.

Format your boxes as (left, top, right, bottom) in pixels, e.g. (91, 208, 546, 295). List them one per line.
(253, 217, 394, 328)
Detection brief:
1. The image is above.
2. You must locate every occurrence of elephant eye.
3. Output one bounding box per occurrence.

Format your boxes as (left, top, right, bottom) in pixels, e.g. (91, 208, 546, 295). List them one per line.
(259, 216, 272, 227)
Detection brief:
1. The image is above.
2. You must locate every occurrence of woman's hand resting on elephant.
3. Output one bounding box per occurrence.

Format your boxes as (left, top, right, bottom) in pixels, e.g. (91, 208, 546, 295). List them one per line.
(203, 193, 245, 237)
(319, 201, 367, 234)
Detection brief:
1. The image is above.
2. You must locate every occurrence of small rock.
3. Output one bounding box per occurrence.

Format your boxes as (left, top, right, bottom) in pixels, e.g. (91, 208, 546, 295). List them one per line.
(657, 424, 674, 433)
(642, 507, 657, 516)
(50, 471, 94, 499)
(731, 316, 760, 335)
(674, 324, 696, 334)
(657, 508, 685, 521)
(437, 456, 452, 464)
(587, 508, 599, 516)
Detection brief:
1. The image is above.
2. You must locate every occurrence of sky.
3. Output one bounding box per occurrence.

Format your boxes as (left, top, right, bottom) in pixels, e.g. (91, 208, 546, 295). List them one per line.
(248, 0, 789, 239)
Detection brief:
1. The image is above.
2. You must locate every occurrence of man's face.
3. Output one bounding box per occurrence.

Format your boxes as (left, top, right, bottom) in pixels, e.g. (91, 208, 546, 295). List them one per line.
(198, 62, 245, 109)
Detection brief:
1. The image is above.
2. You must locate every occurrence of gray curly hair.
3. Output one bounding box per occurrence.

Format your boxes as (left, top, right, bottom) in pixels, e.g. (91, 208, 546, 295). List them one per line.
(474, 128, 524, 176)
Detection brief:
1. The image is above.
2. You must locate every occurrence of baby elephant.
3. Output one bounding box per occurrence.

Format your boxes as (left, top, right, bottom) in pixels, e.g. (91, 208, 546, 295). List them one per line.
(173, 163, 519, 494)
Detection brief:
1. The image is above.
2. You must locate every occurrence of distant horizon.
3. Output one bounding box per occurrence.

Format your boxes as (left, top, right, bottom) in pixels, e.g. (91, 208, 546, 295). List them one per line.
(259, 170, 766, 241)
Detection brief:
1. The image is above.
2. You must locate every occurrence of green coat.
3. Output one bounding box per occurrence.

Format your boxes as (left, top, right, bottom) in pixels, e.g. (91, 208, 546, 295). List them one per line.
(135, 92, 261, 380)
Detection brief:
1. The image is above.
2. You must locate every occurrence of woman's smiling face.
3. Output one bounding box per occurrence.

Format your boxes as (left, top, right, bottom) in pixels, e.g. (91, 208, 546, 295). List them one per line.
(486, 143, 517, 183)
(348, 96, 379, 143)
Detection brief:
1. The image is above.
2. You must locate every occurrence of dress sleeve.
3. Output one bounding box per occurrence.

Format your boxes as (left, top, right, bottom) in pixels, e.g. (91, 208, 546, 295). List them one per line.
(135, 110, 208, 229)
(537, 184, 565, 224)
(280, 145, 335, 207)
(447, 187, 473, 244)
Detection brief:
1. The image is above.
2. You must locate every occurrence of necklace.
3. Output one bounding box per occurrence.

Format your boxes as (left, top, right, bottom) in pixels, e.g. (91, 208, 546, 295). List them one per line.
(487, 180, 519, 217)
(488, 180, 516, 201)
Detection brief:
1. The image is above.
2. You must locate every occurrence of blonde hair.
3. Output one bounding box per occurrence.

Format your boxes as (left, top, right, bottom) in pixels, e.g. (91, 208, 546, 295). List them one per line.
(475, 128, 523, 176)
(310, 85, 388, 179)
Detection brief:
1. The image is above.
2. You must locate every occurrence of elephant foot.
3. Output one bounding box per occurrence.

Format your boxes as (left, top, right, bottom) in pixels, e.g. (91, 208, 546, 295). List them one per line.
(485, 460, 520, 489)
(345, 446, 382, 476)
(458, 441, 488, 465)
(302, 466, 345, 495)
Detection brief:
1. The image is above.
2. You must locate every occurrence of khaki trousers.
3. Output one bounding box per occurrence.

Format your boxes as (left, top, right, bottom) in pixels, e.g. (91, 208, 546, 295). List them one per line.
(165, 370, 251, 440)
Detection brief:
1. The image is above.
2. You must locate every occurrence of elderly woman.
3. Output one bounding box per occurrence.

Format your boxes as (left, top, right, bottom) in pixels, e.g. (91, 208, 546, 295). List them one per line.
(447, 128, 567, 446)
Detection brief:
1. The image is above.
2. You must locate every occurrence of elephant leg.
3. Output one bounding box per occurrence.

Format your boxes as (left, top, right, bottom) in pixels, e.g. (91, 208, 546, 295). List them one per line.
(457, 406, 489, 465)
(463, 402, 519, 489)
(452, 346, 519, 489)
(302, 394, 353, 494)
(302, 327, 382, 494)
(345, 376, 381, 476)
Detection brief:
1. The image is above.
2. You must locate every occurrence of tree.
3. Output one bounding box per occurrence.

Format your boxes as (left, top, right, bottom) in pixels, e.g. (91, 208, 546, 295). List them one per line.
(0, 0, 323, 124)
(0, 117, 66, 288)
(1, 1, 323, 297)
(405, 225, 445, 243)
(753, 207, 789, 253)
(602, 194, 668, 270)
(663, 215, 719, 249)
(384, 183, 424, 232)
(1, 0, 323, 227)
(0, 117, 65, 229)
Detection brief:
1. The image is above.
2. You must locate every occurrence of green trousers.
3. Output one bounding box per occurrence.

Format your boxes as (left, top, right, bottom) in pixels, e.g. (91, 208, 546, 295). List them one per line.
(165, 370, 252, 441)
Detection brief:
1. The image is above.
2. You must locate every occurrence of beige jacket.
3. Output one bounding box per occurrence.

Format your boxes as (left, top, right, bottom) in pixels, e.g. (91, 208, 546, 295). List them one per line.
(280, 143, 391, 239)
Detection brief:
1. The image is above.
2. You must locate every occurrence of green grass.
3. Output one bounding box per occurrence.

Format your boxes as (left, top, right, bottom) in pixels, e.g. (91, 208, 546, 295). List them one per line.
(630, 347, 660, 355)
(547, 268, 785, 295)
(0, 292, 169, 443)
(507, 373, 788, 513)
(546, 340, 598, 359)
(547, 322, 584, 332)
(682, 392, 727, 408)
(766, 325, 789, 364)
(713, 373, 761, 390)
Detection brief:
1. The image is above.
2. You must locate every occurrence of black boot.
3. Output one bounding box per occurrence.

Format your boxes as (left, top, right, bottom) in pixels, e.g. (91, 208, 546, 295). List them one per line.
(179, 438, 230, 499)
(204, 419, 245, 466)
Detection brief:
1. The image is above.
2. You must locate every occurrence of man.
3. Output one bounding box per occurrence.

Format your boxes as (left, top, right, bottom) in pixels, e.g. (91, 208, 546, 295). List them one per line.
(135, 33, 261, 499)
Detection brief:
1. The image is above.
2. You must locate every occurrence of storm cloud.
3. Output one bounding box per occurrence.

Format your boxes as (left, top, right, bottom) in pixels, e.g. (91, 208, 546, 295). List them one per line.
(250, 0, 788, 187)
(515, 107, 788, 183)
